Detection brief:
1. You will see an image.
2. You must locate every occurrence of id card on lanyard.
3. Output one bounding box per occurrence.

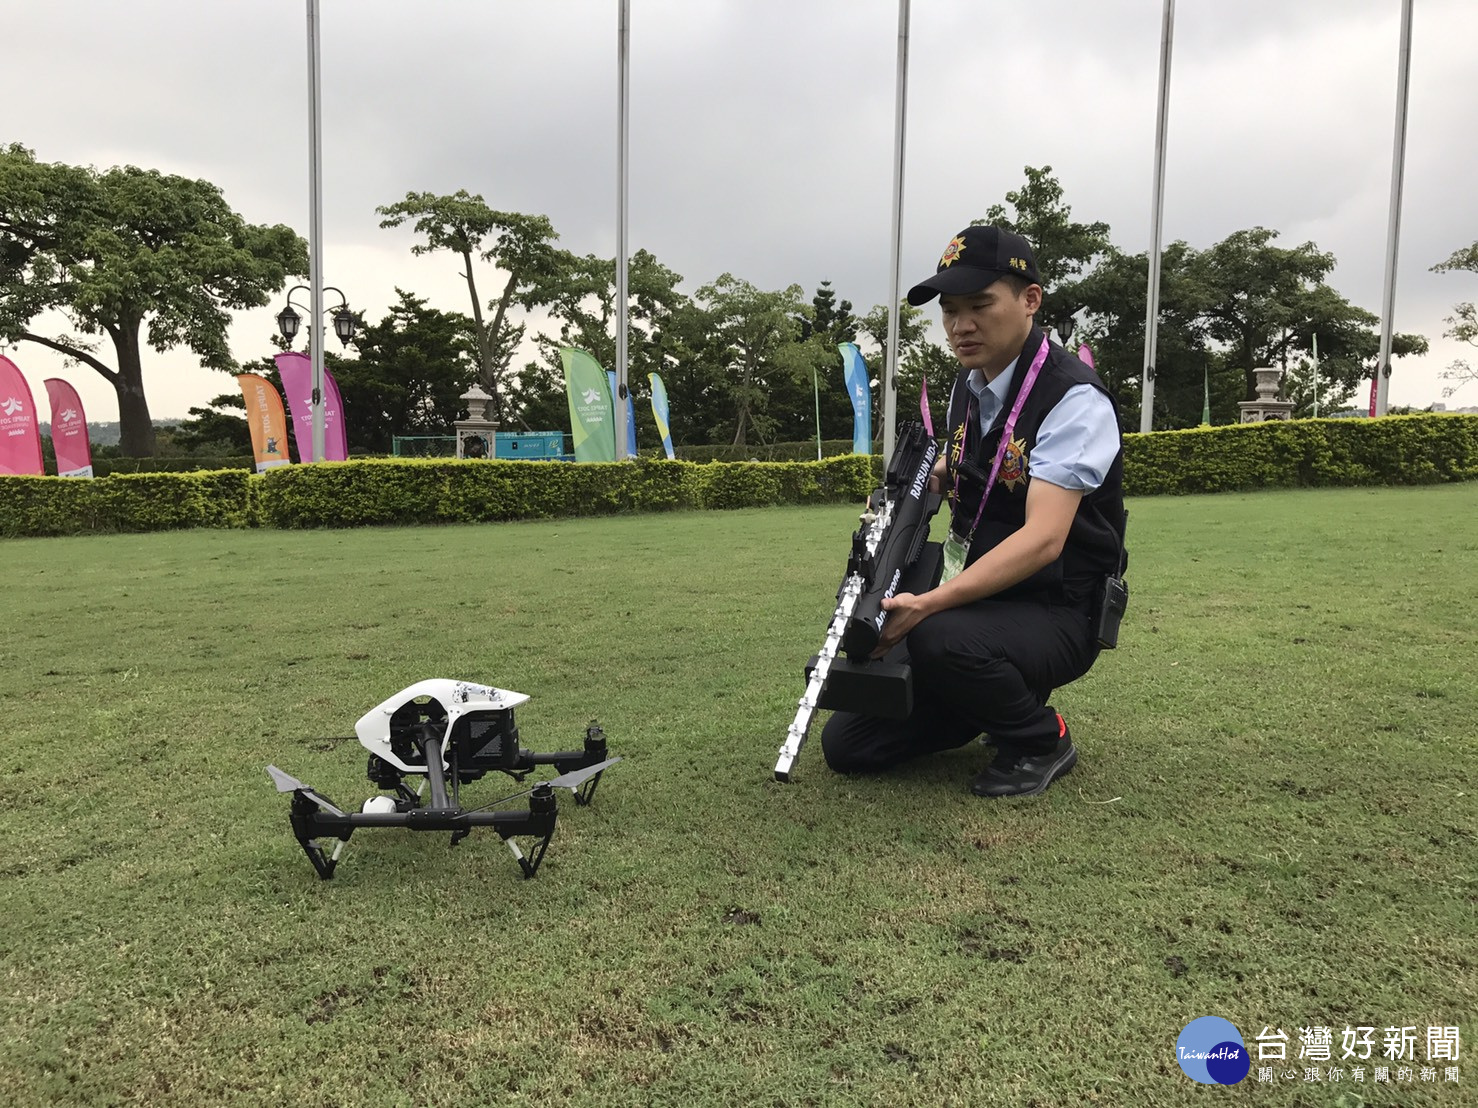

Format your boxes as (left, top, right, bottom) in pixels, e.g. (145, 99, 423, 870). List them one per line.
(940, 334, 1052, 584)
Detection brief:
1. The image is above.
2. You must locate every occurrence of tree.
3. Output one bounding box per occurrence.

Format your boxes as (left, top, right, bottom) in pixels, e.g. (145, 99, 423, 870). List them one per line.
(333, 290, 478, 453)
(975, 165, 1113, 341)
(170, 393, 251, 455)
(1075, 241, 1208, 428)
(0, 144, 306, 455)
(376, 191, 560, 421)
(1281, 354, 1339, 419)
(857, 300, 931, 365)
(857, 300, 947, 434)
(519, 247, 691, 447)
(790, 281, 862, 443)
(1076, 230, 1428, 428)
(1432, 240, 1478, 397)
(800, 280, 857, 343)
(1190, 228, 1426, 410)
(672, 276, 812, 447)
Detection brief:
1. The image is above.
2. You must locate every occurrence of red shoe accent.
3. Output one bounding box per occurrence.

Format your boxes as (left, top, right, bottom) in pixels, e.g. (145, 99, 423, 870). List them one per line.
(1056, 712, 1067, 739)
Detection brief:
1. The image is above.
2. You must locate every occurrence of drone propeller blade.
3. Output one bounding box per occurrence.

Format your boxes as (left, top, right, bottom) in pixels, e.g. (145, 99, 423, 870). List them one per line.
(267, 764, 307, 793)
(545, 756, 622, 791)
(265, 765, 346, 817)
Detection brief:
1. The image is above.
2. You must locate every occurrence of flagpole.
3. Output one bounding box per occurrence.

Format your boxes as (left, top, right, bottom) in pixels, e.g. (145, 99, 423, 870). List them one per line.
(615, 0, 631, 459)
(305, 0, 326, 463)
(1374, 0, 1413, 418)
(1312, 334, 1320, 418)
(883, 0, 910, 462)
(812, 366, 823, 461)
(1140, 0, 1175, 434)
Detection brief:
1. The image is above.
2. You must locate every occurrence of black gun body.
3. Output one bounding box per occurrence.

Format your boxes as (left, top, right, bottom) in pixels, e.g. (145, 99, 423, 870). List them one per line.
(841, 424, 941, 659)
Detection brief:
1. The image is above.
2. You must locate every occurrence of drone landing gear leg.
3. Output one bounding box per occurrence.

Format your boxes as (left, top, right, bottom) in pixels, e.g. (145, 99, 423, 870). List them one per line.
(289, 791, 351, 880)
(503, 783, 557, 878)
(574, 724, 608, 807)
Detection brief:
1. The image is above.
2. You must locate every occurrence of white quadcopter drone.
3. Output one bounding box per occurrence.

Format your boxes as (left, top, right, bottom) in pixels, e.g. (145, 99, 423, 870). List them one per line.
(267, 679, 619, 880)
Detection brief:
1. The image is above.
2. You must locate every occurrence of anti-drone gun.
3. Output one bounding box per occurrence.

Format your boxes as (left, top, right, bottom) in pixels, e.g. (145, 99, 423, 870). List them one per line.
(775, 421, 944, 781)
(267, 679, 619, 880)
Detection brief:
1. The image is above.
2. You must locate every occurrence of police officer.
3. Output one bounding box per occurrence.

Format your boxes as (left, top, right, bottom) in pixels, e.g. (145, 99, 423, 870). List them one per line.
(820, 225, 1126, 797)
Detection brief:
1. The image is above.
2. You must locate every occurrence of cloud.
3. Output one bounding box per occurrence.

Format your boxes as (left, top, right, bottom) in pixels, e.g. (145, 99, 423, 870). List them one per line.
(5, 0, 1475, 420)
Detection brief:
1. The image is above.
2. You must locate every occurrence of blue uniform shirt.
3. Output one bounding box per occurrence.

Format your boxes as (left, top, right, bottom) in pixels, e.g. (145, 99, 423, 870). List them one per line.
(963, 351, 1120, 492)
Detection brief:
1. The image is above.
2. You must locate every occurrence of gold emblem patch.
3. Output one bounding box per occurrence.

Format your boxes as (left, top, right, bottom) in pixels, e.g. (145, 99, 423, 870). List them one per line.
(939, 236, 967, 268)
(999, 435, 1029, 492)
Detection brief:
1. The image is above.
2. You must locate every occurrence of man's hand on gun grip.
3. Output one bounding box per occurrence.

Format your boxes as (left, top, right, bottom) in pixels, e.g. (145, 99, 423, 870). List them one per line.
(871, 591, 931, 658)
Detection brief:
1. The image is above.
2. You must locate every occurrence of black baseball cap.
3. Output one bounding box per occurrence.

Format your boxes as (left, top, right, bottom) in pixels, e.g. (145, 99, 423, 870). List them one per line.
(906, 225, 1041, 305)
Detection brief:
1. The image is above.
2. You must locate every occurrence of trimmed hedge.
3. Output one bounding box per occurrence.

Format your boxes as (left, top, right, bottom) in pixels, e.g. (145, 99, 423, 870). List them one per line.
(3, 415, 1476, 537)
(91, 455, 255, 476)
(0, 456, 875, 536)
(255, 455, 874, 528)
(1122, 413, 1478, 495)
(676, 438, 880, 463)
(0, 470, 255, 537)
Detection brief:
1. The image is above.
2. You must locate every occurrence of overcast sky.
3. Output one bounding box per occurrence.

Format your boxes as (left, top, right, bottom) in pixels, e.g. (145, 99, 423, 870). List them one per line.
(6, 0, 1476, 421)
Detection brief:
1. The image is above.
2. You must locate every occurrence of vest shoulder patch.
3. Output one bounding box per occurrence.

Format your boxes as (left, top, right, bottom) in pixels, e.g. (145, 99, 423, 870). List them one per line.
(1000, 435, 1029, 492)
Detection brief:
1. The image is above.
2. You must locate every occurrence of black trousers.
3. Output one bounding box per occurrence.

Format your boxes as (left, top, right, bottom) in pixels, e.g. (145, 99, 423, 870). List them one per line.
(820, 596, 1098, 774)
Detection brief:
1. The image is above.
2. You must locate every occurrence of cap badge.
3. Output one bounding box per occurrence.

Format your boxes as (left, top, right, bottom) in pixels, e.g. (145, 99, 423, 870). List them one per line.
(939, 236, 967, 269)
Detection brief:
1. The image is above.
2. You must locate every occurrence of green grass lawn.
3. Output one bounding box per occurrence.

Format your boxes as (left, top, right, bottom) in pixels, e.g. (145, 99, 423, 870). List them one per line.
(2, 485, 1474, 1107)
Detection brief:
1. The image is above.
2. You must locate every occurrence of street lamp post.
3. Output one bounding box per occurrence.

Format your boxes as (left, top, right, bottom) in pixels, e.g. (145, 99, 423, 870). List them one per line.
(277, 284, 356, 461)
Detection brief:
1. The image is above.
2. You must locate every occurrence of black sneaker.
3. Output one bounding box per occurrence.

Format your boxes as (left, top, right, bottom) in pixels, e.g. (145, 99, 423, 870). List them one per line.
(970, 715, 1077, 798)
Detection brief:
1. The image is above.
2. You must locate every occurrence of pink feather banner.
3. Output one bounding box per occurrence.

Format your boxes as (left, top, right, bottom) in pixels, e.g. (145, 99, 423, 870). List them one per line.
(44, 377, 94, 477)
(273, 351, 349, 461)
(0, 355, 45, 475)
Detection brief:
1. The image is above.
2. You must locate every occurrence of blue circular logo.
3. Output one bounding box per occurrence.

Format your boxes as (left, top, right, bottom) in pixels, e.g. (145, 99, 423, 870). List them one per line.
(1177, 1017, 1250, 1085)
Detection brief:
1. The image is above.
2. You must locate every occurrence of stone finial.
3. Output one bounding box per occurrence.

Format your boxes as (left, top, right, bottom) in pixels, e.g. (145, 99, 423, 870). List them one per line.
(1238, 366, 1296, 423)
(1253, 367, 1282, 402)
(460, 383, 493, 422)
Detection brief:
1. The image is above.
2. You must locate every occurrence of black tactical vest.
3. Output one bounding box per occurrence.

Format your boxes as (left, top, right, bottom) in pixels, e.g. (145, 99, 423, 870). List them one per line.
(943, 326, 1126, 607)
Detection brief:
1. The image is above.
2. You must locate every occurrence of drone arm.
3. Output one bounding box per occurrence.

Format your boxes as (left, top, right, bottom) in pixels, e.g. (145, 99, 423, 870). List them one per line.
(514, 748, 597, 776)
(509, 721, 610, 778)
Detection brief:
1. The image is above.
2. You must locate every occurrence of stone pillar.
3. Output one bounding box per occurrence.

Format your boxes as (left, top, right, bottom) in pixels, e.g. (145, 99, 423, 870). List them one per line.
(454, 384, 499, 458)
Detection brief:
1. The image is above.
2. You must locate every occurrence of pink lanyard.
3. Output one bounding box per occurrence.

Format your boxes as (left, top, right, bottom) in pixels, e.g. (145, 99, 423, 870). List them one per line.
(952, 334, 1051, 543)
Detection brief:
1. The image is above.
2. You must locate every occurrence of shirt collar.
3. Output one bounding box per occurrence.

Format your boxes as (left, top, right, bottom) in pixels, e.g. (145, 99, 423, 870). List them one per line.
(966, 355, 1020, 416)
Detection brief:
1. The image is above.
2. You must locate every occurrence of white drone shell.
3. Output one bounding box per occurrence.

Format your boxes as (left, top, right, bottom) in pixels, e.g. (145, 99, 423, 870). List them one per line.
(354, 679, 531, 773)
